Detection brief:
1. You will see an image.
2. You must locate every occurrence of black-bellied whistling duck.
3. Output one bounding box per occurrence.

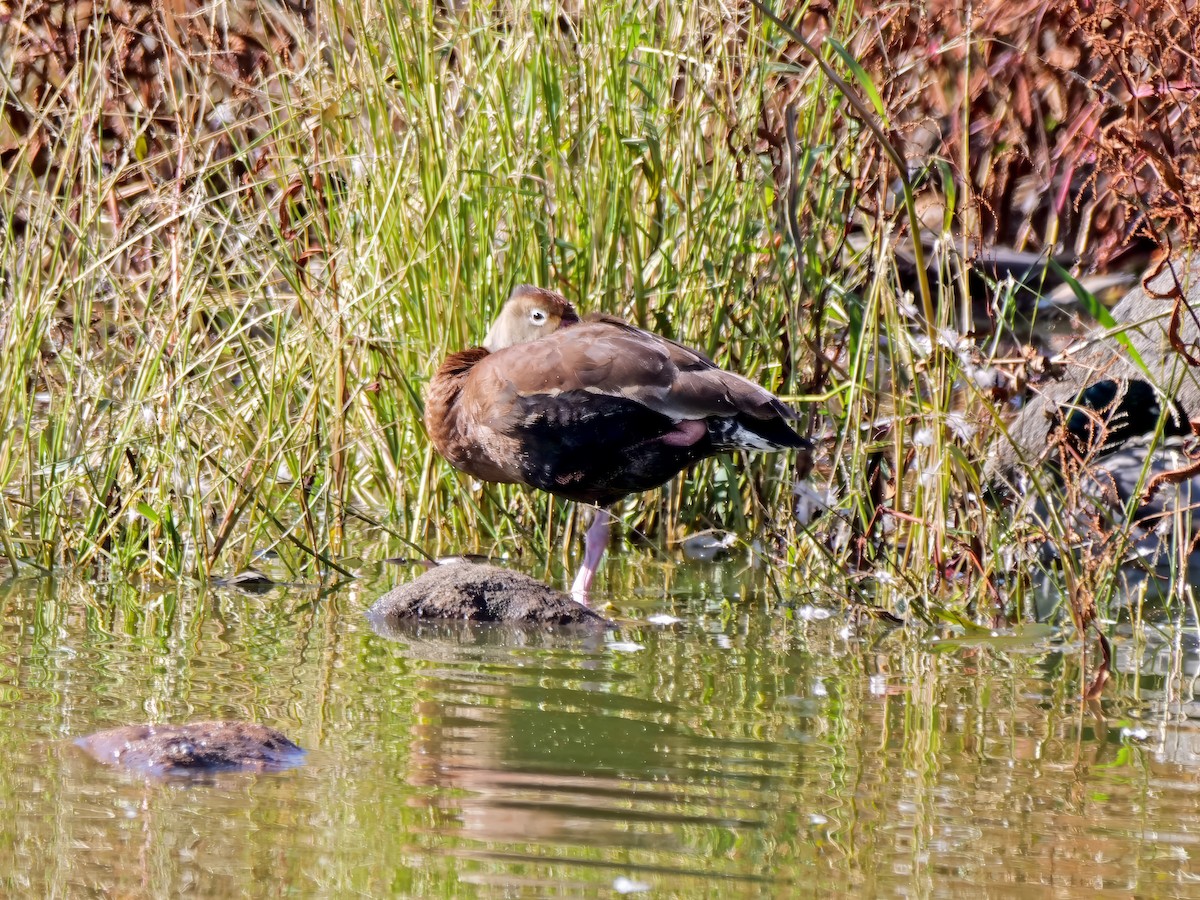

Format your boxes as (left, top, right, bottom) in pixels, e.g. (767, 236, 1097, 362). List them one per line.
(424, 285, 812, 602)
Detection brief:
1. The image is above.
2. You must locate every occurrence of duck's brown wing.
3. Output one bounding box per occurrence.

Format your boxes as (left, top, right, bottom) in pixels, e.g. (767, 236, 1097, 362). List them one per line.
(479, 317, 799, 426)
(452, 317, 807, 503)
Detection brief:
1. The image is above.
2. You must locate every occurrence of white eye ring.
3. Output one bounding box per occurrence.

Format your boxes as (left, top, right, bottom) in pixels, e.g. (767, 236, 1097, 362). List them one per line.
(530, 309, 547, 324)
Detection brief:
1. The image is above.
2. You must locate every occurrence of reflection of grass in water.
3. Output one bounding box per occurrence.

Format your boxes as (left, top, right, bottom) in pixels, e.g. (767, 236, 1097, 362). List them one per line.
(0, 0, 1185, 634)
(0, 558, 1194, 893)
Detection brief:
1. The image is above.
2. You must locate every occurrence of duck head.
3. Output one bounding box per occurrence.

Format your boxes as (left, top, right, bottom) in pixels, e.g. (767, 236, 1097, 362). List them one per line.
(483, 285, 580, 352)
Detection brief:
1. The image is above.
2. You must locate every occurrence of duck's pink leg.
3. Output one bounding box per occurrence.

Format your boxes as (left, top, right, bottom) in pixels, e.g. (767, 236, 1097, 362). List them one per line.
(570, 507, 612, 605)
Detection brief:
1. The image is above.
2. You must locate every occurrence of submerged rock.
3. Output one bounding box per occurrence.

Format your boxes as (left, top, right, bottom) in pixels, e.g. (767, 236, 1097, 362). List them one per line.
(76, 721, 305, 776)
(367, 563, 612, 628)
(367, 617, 612, 653)
(212, 568, 276, 593)
(679, 529, 737, 562)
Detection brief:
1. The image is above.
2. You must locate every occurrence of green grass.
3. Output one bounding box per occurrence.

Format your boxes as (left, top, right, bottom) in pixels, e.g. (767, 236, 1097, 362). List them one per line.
(0, 0, 1178, 632)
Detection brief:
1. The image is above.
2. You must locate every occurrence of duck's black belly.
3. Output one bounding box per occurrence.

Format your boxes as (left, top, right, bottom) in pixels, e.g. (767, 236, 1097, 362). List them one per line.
(510, 391, 715, 506)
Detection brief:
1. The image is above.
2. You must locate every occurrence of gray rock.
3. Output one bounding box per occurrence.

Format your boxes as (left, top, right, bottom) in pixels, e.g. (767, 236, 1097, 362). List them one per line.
(985, 256, 1200, 568)
(1015, 439, 1200, 567)
(679, 529, 737, 561)
(988, 254, 1200, 484)
(76, 721, 305, 776)
(367, 563, 612, 628)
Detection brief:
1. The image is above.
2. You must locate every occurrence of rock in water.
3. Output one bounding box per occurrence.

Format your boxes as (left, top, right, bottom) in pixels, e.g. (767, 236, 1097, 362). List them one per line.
(76, 721, 305, 775)
(368, 563, 612, 628)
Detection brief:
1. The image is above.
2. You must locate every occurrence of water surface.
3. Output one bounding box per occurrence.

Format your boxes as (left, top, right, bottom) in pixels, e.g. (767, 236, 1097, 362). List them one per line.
(1, 564, 1199, 896)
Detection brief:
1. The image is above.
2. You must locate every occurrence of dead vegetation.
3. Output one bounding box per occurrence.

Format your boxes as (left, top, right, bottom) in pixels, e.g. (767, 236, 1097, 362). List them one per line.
(849, 0, 1200, 266)
(1, 0, 312, 184)
(5, 2, 1195, 267)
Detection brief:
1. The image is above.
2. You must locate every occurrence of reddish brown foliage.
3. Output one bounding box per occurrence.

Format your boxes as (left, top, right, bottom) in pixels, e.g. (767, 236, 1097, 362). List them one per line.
(1, 0, 1194, 270)
(0, 1, 312, 187)
(852, 0, 1200, 266)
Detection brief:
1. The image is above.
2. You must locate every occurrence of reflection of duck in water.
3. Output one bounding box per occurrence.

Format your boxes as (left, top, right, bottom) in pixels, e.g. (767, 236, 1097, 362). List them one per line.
(988, 256, 1200, 562)
(392, 632, 701, 870)
(424, 285, 811, 601)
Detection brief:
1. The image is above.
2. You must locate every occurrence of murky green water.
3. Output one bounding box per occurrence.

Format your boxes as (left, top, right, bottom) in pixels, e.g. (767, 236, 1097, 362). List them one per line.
(2, 563, 1200, 897)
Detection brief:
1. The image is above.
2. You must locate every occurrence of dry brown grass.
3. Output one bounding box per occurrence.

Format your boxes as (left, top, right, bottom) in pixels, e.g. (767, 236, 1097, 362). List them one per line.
(836, 0, 1200, 266)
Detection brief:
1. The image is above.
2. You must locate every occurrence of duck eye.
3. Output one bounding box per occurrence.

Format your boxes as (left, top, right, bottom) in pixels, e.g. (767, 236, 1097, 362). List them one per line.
(529, 309, 547, 324)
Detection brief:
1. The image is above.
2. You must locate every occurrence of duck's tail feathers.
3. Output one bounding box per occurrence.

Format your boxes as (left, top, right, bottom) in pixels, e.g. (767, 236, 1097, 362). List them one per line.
(711, 415, 811, 453)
